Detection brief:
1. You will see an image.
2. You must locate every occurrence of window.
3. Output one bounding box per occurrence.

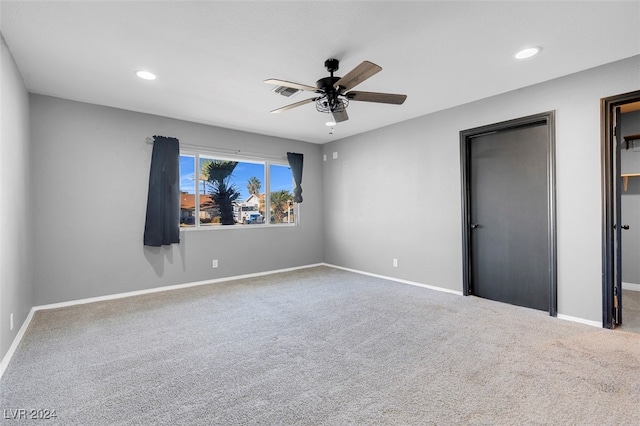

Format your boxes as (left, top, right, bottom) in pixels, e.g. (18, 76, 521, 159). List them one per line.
(179, 151, 295, 228)
(270, 164, 295, 224)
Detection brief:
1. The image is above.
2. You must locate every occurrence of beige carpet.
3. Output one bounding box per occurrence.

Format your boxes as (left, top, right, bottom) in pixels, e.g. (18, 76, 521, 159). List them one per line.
(620, 289, 640, 334)
(2, 266, 640, 425)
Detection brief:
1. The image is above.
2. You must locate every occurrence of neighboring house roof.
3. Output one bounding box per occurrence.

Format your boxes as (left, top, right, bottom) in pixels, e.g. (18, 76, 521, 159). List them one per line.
(180, 194, 215, 210)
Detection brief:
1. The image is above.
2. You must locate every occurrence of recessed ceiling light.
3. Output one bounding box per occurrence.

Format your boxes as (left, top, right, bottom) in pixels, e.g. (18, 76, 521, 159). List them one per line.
(136, 70, 157, 80)
(515, 47, 541, 60)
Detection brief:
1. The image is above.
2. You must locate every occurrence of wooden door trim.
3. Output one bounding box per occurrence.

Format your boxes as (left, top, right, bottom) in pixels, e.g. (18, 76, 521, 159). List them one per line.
(460, 111, 557, 316)
(601, 90, 640, 329)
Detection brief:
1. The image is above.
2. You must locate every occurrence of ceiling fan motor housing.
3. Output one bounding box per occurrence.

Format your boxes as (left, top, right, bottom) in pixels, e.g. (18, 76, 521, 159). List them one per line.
(316, 76, 341, 92)
(315, 75, 344, 112)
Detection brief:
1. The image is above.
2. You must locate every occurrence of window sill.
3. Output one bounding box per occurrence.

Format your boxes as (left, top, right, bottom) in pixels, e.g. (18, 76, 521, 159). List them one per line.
(179, 223, 296, 232)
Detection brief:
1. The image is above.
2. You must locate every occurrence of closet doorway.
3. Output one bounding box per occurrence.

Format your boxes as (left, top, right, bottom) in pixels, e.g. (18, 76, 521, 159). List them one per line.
(601, 90, 640, 330)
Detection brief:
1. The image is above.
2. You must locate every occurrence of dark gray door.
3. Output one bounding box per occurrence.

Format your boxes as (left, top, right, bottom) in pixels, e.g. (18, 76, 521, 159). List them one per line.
(468, 122, 551, 311)
(614, 107, 623, 324)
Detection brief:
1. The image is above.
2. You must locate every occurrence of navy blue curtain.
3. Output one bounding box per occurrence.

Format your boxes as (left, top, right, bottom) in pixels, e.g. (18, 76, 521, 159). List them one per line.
(287, 152, 304, 203)
(144, 136, 180, 246)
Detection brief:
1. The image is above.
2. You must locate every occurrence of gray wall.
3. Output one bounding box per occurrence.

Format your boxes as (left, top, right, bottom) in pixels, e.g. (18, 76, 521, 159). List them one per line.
(1, 35, 34, 360)
(323, 55, 640, 323)
(30, 95, 324, 305)
(620, 110, 640, 285)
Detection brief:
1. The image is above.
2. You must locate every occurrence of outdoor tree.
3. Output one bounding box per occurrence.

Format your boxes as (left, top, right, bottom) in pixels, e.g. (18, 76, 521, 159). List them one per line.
(200, 159, 213, 194)
(247, 176, 261, 196)
(206, 160, 241, 225)
(270, 190, 293, 223)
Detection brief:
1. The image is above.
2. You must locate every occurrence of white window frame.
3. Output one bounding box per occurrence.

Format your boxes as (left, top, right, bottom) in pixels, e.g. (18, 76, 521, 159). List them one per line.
(179, 149, 297, 230)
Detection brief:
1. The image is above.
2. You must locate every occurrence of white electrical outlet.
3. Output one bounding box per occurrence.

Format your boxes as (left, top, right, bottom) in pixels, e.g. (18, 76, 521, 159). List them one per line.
(332, 152, 338, 159)
(10, 313, 14, 331)
(393, 258, 398, 268)
(212, 259, 218, 269)
(323, 154, 327, 161)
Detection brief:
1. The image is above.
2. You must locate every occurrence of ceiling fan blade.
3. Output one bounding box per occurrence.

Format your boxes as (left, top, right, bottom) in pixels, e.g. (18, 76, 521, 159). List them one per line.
(334, 61, 382, 91)
(346, 91, 407, 105)
(270, 97, 317, 114)
(331, 109, 349, 123)
(264, 79, 318, 92)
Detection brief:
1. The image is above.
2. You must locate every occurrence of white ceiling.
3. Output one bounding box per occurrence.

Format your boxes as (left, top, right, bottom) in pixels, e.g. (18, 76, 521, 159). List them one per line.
(1, 1, 639, 144)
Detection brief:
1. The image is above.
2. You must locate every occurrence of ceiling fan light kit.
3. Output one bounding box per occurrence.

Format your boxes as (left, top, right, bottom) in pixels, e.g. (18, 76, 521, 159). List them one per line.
(265, 58, 407, 124)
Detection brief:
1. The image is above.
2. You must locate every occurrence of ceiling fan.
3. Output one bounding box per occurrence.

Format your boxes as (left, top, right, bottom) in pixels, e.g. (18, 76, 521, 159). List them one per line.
(265, 58, 407, 123)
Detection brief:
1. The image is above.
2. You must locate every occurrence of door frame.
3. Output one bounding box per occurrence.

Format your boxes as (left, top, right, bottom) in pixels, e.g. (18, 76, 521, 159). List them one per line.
(601, 90, 640, 329)
(460, 111, 557, 316)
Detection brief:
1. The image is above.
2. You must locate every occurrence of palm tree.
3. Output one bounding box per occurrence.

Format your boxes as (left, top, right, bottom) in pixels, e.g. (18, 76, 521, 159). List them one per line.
(205, 160, 241, 225)
(270, 190, 292, 223)
(247, 176, 262, 196)
(200, 159, 213, 194)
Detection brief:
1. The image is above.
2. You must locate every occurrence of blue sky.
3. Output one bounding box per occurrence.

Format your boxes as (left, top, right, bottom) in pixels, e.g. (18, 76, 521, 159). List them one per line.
(179, 155, 293, 201)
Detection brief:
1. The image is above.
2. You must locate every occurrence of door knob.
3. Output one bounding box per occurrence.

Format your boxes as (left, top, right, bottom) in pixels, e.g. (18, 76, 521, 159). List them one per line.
(622, 225, 630, 230)
(470, 223, 480, 229)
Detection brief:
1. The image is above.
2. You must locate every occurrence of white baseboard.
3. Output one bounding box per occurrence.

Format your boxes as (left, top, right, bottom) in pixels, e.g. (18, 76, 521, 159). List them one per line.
(622, 282, 640, 292)
(324, 264, 605, 328)
(0, 263, 323, 380)
(322, 263, 464, 296)
(34, 263, 325, 311)
(0, 307, 36, 380)
(557, 314, 602, 328)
